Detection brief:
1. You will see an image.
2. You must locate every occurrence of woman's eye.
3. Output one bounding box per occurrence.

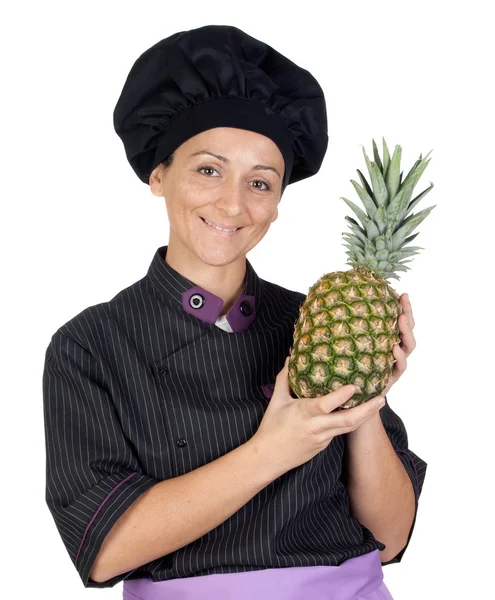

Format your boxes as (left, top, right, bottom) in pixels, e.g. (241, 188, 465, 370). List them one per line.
(198, 166, 271, 191)
(252, 180, 271, 191)
(198, 166, 219, 177)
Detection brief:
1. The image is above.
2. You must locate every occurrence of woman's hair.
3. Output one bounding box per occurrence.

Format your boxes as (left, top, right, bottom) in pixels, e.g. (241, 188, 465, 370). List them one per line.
(160, 152, 175, 171)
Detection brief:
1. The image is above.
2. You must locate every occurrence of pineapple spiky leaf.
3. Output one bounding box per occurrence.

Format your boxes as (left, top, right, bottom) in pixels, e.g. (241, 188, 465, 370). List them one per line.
(382, 137, 391, 179)
(372, 138, 383, 172)
(405, 182, 434, 218)
(361, 145, 389, 206)
(391, 205, 436, 251)
(340, 197, 368, 229)
(385, 144, 401, 204)
(350, 179, 377, 218)
(345, 140, 435, 282)
(356, 169, 375, 204)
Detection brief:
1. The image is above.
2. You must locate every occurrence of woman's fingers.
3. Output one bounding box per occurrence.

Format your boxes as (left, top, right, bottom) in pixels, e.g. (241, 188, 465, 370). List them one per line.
(401, 293, 415, 329)
(301, 384, 357, 418)
(309, 395, 384, 435)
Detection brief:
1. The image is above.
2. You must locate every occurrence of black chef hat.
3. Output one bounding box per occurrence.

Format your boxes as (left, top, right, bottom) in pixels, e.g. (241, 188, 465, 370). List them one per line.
(113, 24, 328, 192)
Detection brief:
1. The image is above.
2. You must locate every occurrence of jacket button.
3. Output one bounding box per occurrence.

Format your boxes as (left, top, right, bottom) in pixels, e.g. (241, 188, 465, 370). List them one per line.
(176, 438, 187, 447)
(189, 293, 205, 309)
(239, 300, 253, 316)
(159, 366, 169, 374)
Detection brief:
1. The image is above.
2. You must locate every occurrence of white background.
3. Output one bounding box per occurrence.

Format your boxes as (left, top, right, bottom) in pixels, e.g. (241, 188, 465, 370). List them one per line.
(2, 1, 494, 598)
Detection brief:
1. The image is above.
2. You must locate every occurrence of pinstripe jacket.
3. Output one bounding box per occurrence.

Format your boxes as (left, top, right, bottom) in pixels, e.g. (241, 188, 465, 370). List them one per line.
(42, 245, 427, 589)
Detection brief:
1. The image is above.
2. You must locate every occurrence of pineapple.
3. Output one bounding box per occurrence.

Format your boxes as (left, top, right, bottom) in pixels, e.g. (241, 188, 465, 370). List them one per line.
(288, 138, 435, 409)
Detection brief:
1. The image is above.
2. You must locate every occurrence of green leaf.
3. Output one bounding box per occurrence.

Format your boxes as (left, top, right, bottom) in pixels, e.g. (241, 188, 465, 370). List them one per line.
(394, 204, 436, 236)
(361, 145, 389, 207)
(342, 233, 365, 250)
(382, 137, 391, 179)
(375, 235, 386, 251)
(350, 180, 377, 218)
(372, 138, 383, 173)
(387, 273, 401, 281)
(385, 145, 401, 204)
(362, 145, 375, 183)
(385, 221, 395, 239)
(365, 217, 380, 239)
(398, 245, 424, 252)
(386, 185, 411, 224)
(364, 235, 375, 249)
(408, 156, 431, 185)
(401, 157, 432, 207)
(341, 197, 369, 229)
(347, 245, 366, 262)
(402, 232, 420, 245)
(391, 205, 436, 250)
(345, 215, 362, 229)
(373, 205, 388, 234)
(345, 217, 368, 245)
(402, 158, 422, 186)
(356, 169, 375, 203)
(355, 248, 366, 262)
(345, 215, 365, 235)
(369, 160, 389, 206)
(404, 183, 434, 218)
(389, 248, 423, 260)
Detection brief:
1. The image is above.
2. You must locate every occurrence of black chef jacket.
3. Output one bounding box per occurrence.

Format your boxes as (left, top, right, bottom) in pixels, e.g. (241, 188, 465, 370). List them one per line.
(42, 245, 427, 589)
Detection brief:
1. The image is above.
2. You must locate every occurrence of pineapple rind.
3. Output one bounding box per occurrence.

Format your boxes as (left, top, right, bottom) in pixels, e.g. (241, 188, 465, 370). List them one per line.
(288, 266, 401, 408)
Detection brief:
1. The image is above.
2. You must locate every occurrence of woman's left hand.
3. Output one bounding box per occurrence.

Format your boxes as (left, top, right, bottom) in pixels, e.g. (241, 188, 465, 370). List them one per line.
(381, 293, 416, 398)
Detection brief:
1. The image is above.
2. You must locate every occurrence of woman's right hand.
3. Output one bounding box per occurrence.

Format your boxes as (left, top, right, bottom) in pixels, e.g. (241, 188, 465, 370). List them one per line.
(249, 356, 385, 475)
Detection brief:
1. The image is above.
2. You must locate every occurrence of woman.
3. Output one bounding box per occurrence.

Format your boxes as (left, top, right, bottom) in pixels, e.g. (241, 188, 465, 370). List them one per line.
(42, 24, 427, 600)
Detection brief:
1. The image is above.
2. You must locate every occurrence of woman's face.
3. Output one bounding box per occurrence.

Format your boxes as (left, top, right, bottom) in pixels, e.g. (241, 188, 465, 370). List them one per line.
(149, 127, 285, 267)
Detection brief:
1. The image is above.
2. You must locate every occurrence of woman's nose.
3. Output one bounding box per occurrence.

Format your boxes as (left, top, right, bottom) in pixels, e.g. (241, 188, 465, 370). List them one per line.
(213, 179, 246, 212)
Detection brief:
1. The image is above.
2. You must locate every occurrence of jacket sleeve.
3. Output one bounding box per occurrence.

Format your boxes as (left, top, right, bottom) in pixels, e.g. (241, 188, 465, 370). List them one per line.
(379, 396, 428, 565)
(42, 330, 160, 588)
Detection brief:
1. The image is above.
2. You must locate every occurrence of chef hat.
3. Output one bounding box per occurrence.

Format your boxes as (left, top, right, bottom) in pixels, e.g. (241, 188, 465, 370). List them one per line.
(113, 24, 328, 192)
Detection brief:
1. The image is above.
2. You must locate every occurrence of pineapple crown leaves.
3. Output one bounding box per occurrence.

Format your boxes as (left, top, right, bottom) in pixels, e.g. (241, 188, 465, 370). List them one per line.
(341, 137, 436, 281)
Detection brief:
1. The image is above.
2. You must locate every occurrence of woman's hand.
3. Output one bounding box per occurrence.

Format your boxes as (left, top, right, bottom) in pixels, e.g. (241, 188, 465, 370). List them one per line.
(249, 358, 385, 476)
(382, 292, 416, 397)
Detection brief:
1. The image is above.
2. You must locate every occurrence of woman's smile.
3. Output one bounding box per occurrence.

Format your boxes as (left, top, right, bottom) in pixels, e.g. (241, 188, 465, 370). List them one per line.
(200, 216, 245, 236)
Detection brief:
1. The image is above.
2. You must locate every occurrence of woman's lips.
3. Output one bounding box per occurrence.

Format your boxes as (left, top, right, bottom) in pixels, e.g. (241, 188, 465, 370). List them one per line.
(200, 217, 244, 236)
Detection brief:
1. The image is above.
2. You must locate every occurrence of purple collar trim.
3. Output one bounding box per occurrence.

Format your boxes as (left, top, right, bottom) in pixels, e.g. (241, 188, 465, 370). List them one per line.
(182, 286, 256, 332)
(146, 246, 260, 333)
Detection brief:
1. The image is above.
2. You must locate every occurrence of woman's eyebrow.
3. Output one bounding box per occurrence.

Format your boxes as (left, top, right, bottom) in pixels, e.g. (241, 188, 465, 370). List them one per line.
(189, 150, 281, 179)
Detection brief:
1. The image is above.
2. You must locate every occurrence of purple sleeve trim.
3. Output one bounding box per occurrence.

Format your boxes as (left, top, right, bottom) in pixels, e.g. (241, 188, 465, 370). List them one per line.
(75, 471, 138, 566)
(393, 446, 419, 500)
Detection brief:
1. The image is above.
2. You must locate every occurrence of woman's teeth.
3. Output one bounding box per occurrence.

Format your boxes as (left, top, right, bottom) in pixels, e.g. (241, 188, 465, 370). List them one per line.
(202, 217, 241, 233)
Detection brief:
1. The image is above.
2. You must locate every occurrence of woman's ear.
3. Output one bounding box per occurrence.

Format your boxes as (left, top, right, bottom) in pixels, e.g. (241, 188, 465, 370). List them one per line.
(149, 165, 164, 197)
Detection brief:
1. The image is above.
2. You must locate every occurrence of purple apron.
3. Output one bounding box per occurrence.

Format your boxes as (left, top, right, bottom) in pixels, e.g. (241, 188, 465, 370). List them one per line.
(122, 549, 394, 600)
